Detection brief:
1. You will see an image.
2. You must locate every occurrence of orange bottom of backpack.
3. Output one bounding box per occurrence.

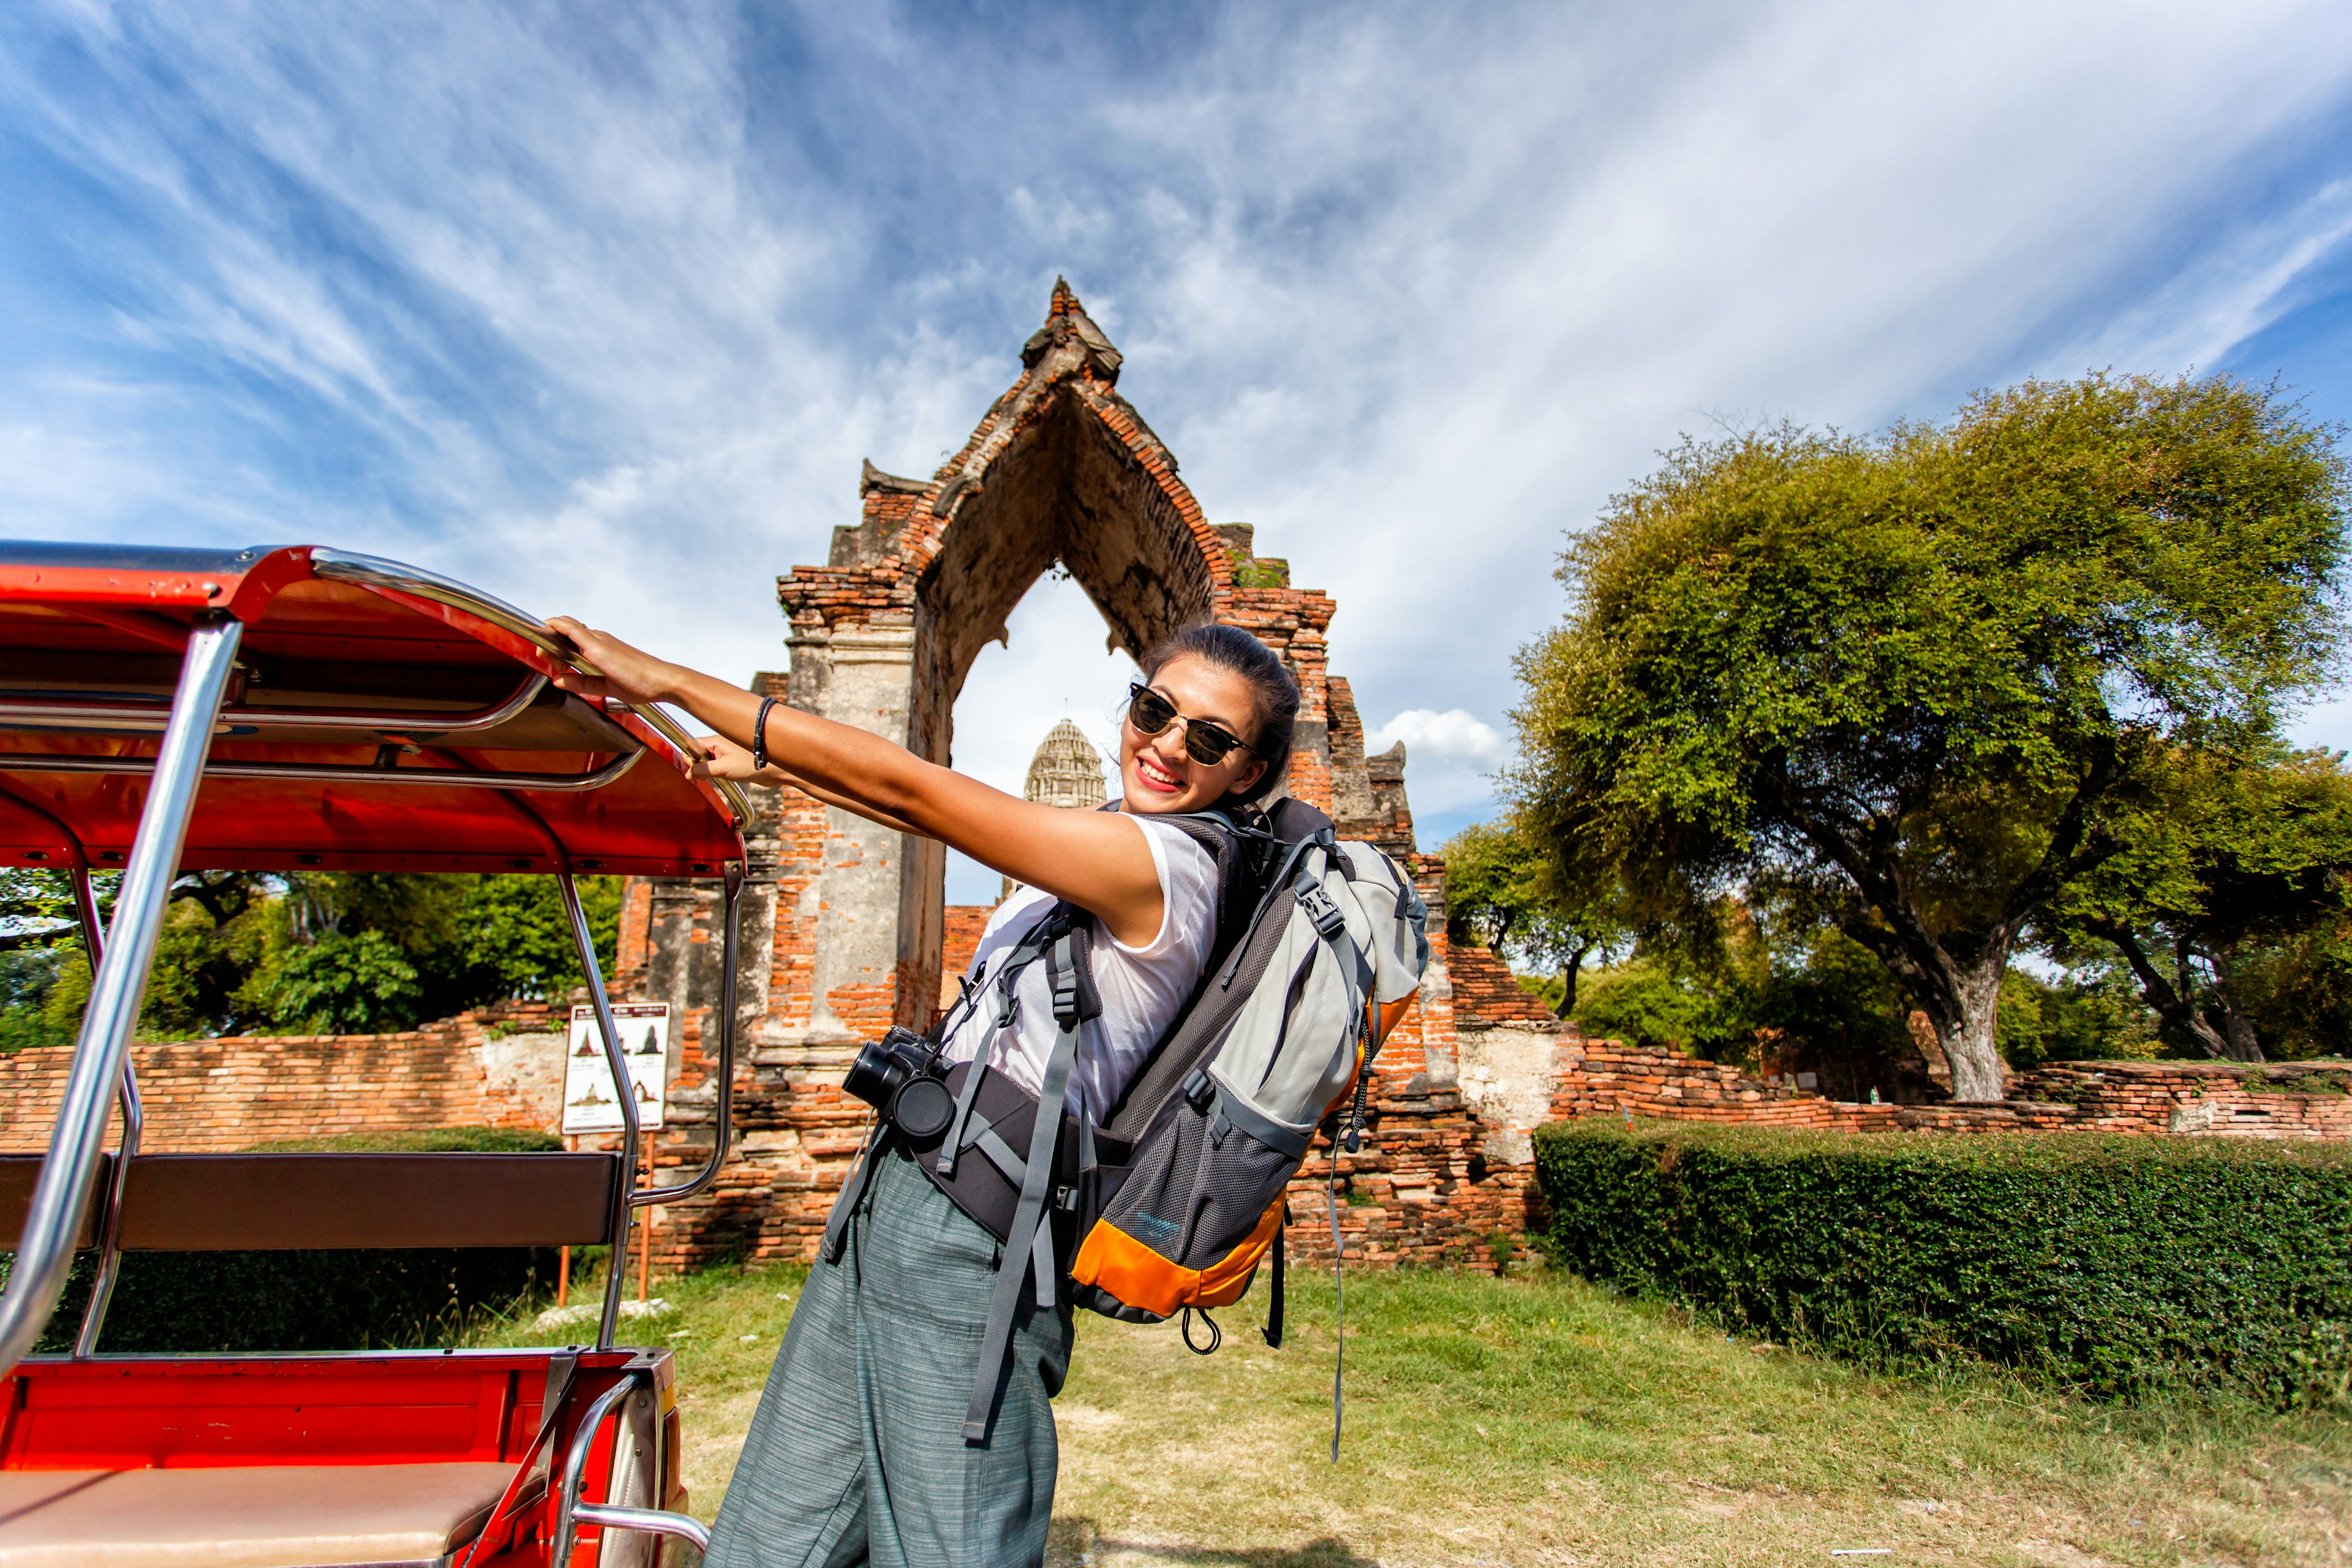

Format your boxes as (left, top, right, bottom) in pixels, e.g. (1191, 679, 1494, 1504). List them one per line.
(1068, 1197, 1286, 1319)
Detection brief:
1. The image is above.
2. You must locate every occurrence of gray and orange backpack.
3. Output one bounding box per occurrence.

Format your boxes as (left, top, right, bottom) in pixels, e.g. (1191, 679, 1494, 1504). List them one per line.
(821, 797, 1429, 1449)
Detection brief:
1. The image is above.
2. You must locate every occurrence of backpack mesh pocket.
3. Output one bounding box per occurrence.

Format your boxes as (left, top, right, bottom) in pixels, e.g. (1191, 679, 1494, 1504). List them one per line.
(1104, 1089, 1299, 1269)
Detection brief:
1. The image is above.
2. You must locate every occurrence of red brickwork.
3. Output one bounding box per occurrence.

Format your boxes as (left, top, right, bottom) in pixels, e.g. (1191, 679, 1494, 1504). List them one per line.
(937, 905, 993, 1012)
(12, 999, 2345, 1278)
(0, 1000, 568, 1154)
(1448, 942, 1559, 1028)
(1545, 1039, 2352, 1139)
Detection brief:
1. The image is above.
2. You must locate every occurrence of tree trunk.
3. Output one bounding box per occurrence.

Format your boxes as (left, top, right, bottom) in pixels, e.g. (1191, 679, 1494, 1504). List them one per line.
(1552, 941, 1596, 1022)
(1934, 957, 2010, 1101)
(2090, 920, 2236, 1059)
(2206, 948, 2265, 1063)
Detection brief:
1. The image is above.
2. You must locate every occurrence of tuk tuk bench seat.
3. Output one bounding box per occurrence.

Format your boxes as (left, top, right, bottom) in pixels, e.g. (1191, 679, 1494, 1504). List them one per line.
(0, 1460, 516, 1567)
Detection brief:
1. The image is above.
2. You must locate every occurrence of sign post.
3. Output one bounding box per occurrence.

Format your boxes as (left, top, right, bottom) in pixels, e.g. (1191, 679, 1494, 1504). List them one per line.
(562, 1004, 669, 1305)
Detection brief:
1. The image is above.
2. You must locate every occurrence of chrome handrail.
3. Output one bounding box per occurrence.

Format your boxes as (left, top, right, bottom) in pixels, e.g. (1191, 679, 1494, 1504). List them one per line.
(550, 1370, 709, 1566)
(3, 750, 643, 793)
(0, 785, 145, 1359)
(310, 548, 752, 826)
(573, 1502, 710, 1553)
(549, 1376, 637, 1568)
(69, 867, 137, 1359)
(0, 671, 548, 736)
(0, 616, 243, 1379)
(633, 861, 743, 1208)
(556, 866, 641, 1352)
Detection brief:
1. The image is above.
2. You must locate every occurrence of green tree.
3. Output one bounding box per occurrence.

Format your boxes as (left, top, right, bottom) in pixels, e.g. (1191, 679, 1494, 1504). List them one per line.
(2, 868, 82, 1052)
(1440, 816, 1628, 1017)
(262, 930, 426, 1035)
(240, 872, 619, 1033)
(21, 869, 623, 1042)
(451, 875, 622, 1000)
(1512, 373, 2346, 1100)
(1, 867, 78, 951)
(2053, 745, 2352, 1061)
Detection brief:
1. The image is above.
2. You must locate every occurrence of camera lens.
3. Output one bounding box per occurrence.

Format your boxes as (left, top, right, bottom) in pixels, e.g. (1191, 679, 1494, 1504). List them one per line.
(843, 1036, 910, 1112)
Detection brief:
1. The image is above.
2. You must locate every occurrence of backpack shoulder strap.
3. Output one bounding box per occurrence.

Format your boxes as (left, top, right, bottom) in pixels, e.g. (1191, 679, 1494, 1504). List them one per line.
(1109, 804, 1261, 953)
(965, 923, 1096, 1444)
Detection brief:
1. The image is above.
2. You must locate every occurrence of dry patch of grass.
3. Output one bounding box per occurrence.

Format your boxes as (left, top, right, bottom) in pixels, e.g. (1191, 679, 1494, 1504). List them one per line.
(473, 1262, 2351, 1566)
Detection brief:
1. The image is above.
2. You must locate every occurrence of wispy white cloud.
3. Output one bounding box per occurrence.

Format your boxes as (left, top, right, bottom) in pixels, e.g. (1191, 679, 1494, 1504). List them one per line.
(4, 0, 2351, 842)
(1368, 709, 1509, 769)
(2049, 179, 2352, 379)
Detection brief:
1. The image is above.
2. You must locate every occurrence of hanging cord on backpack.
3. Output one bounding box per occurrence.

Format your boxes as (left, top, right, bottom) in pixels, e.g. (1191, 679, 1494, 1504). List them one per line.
(1261, 1207, 1286, 1348)
(1326, 1129, 1344, 1463)
(1327, 1008, 1376, 1461)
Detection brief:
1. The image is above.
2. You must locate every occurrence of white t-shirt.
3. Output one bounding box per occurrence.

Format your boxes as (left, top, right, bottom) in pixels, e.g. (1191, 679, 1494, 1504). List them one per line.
(937, 810, 1220, 1123)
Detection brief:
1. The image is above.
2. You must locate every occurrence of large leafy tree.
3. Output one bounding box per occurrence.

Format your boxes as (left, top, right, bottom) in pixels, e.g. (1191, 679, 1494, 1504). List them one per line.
(2052, 745, 2352, 1061)
(1511, 373, 2346, 1100)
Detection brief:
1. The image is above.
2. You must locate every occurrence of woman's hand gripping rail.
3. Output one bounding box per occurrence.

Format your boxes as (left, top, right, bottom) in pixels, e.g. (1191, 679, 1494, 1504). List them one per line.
(544, 617, 1166, 947)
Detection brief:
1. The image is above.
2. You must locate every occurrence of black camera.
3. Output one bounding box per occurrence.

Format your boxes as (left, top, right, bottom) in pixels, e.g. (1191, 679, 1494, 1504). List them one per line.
(844, 1025, 956, 1140)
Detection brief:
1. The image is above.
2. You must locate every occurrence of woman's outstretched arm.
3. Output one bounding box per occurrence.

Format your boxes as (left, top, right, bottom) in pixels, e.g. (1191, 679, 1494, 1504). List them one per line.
(547, 619, 1167, 946)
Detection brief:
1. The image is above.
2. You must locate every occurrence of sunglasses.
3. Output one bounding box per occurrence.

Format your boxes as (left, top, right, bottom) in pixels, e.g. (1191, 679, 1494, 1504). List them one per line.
(1126, 683, 1256, 767)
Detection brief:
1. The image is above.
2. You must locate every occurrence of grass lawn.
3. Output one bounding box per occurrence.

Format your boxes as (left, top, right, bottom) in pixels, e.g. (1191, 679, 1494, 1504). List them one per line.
(475, 1262, 2351, 1567)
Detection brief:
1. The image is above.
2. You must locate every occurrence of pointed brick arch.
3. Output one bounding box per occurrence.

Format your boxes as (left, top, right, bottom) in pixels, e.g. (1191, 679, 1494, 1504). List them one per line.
(879, 282, 1236, 769)
(764, 283, 1392, 1034)
(597, 284, 1532, 1275)
(625, 282, 1444, 1087)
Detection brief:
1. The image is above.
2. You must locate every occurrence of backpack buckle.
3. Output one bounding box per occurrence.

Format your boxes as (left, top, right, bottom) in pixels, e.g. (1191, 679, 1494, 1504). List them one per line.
(1051, 973, 1082, 1030)
(1054, 1184, 1079, 1213)
(1183, 1067, 1216, 1114)
(1297, 881, 1347, 940)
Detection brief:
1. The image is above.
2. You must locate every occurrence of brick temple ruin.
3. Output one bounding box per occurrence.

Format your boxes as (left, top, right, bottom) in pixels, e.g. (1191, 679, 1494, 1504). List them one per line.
(7, 284, 2348, 1276)
(602, 281, 1494, 1269)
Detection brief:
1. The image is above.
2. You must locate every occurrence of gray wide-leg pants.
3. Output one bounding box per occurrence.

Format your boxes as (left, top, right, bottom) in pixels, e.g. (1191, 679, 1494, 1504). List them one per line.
(703, 1143, 1074, 1568)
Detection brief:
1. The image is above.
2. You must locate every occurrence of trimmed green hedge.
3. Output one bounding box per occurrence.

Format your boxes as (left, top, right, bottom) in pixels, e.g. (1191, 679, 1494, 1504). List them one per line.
(244, 1127, 564, 1154)
(1534, 1120, 2352, 1405)
(9, 1126, 564, 1354)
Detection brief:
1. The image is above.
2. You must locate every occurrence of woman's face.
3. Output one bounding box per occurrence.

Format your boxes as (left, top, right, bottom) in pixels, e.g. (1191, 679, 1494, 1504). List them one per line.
(1118, 655, 1270, 815)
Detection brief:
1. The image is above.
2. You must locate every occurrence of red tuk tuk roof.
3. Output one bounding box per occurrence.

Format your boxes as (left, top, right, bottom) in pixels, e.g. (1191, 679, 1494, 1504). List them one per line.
(0, 543, 749, 875)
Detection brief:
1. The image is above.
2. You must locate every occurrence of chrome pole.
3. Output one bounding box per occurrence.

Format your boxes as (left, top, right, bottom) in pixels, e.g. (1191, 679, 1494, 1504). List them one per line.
(558, 869, 639, 1351)
(68, 867, 140, 1359)
(549, 1369, 710, 1561)
(549, 1374, 636, 1568)
(0, 616, 241, 1378)
(635, 862, 743, 1206)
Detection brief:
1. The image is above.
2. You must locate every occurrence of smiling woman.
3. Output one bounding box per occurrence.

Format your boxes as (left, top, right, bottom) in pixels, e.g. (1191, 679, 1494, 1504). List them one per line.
(540, 608, 1300, 1568)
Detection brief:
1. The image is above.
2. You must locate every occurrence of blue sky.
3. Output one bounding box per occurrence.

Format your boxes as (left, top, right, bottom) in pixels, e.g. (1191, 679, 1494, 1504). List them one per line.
(6, 1, 2352, 903)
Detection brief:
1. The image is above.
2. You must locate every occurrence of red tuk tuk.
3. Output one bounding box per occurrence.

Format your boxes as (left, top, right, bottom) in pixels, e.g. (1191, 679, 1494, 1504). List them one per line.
(0, 541, 753, 1566)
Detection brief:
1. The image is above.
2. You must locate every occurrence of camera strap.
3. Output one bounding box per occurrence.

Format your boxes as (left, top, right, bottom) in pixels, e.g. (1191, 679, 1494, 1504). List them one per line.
(819, 1120, 887, 1265)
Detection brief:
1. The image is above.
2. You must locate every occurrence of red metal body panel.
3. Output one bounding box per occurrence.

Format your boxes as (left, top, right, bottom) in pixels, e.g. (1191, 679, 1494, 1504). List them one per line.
(0, 543, 313, 622)
(0, 1351, 682, 1567)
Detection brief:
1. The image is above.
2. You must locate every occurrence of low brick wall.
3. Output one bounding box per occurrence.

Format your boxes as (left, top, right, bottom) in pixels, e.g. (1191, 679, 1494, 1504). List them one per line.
(9, 998, 2345, 1280)
(1552, 1040, 2352, 1140)
(0, 1001, 568, 1153)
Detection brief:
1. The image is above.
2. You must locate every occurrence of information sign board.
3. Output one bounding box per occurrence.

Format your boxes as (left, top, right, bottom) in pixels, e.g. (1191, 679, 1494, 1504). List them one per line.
(562, 1003, 669, 1134)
